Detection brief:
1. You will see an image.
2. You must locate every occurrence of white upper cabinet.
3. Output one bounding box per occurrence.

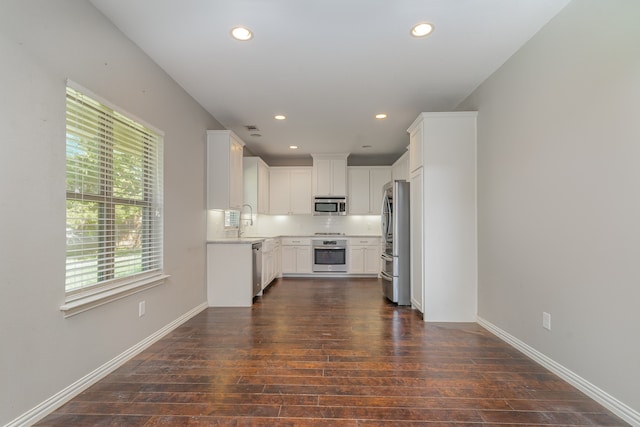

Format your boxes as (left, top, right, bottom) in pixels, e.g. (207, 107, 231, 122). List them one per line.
(269, 167, 312, 215)
(369, 167, 391, 214)
(391, 150, 410, 182)
(207, 130, 245, 210)
(243, 156, 269, 214)
(312, 154, 348, 196)
(347, 166, 391, 215)
(408, 120, 423, 172)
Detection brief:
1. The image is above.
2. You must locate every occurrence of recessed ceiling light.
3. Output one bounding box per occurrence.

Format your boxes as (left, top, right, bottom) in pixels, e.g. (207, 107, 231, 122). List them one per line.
(362, 145, 372, 149)
(274, 115, 286, 120)
(410, 22, 434, 38)
(375, 113, 388, 119)
(289, 145, 298, 150)
(231, 26, 253, 41)
(250, 133, 261, 137)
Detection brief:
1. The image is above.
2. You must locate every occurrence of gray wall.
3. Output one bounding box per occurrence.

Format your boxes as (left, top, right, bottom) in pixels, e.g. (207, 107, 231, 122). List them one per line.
(458, 0, 640, 412)
(0, 1, 223, 424)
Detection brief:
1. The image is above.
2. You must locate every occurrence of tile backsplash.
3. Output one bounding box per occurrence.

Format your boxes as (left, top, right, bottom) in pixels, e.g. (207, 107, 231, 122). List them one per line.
(207, 211, 381, 240)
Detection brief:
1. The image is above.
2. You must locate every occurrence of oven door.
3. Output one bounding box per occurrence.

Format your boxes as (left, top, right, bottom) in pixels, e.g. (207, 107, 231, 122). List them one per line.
(313, 246, 347, 272)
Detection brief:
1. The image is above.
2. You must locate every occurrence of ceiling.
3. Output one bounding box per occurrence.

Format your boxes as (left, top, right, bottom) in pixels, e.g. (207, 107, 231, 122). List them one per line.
(90, 0, 569, 166)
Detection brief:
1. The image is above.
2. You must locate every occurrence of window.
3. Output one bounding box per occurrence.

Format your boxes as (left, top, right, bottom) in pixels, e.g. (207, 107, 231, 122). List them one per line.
(62, 82, 165, 316)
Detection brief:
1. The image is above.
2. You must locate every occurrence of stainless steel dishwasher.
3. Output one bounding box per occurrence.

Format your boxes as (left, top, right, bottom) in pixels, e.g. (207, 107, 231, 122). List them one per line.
(252, 242, 262, 296)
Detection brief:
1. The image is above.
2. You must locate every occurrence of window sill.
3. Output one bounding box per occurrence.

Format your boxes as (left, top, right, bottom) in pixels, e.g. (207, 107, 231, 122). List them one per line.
(60, 273, 170, 318)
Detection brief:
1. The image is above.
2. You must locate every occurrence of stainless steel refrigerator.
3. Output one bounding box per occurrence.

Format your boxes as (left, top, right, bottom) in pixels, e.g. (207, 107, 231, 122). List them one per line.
(380, 180, 410, 305)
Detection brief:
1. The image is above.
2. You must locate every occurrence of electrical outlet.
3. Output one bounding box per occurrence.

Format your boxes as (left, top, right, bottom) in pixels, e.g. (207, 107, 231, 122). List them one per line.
(542, 312, 551, 330)
(139, 301, 146, 317)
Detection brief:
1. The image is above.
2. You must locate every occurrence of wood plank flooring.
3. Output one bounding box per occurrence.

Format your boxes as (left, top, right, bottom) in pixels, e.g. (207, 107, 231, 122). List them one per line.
(36, 278, 628, 426)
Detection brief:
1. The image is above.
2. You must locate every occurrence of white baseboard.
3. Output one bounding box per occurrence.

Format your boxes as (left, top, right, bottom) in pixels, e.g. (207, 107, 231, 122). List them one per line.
(477, 316, 640, 427)
(6, 302, 209, 427)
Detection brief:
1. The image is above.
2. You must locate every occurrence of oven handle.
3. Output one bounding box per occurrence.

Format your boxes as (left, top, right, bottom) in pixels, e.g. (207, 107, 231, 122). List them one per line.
(380, 271, 394, 282)
(380, 252, 393, 262)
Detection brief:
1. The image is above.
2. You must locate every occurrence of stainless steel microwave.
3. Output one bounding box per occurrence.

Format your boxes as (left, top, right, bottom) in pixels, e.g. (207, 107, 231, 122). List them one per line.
(313, 196, 347, 216)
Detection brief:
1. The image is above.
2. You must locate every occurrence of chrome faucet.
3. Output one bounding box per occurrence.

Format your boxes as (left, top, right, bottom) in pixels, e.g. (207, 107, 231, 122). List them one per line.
(238, 204, 253, 237)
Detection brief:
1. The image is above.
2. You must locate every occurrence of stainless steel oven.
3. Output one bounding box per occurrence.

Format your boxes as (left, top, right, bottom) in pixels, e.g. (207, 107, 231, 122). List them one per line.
(312, 239, 347, 272)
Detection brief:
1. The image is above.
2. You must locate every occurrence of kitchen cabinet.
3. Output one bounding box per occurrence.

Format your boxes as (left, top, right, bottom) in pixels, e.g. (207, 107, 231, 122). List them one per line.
(243, 156, 269, 214)
(261, 238, 280, 289)
(274, 238, 282, 279)
(392, 150, 410, 182)
(281, 237, 312, 274)
(348, 237, 381, 275)
(347, 167, 391, 214)
(410, 168, 424, 313)
(408, 120, 423, 172)
(207, 243, 253, 307)
(407, 112, 478, 322)
(207, 130, 245, 210)
(269, 167, 312, 214)
(312, 154, 348, 196)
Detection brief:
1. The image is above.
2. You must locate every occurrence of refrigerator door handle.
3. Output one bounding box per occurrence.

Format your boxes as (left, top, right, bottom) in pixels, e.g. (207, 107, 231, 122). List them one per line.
(380, 271, 394, 282)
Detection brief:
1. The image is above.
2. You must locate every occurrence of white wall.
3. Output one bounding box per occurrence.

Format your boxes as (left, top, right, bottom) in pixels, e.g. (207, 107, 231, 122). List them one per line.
(0, 1, 223, 424)
(458, 0, 640, 414)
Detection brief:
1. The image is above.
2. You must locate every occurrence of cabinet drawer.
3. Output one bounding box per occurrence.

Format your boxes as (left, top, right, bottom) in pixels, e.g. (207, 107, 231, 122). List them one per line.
(281, 237, 311, 246)
(349, 237, 380, 246)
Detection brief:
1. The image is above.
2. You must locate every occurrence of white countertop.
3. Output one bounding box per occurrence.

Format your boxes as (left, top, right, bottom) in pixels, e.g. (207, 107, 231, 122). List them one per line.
(207, 234, 381, 244)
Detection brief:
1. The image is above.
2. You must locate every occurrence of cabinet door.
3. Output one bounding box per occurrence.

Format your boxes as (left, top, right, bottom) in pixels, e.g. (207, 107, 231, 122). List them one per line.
(347, 168, 370, 215)
(410, 168, 424, 312)
(207, 130, 245, 211)
(296, 246, 312, 273)
(257, 160, 269, 214)
(281, 246, 296, 273)
(262, 251, 272, 288)
(331, 158, 347, 195)
(369, 168, 391, 214)
(229, 136, 244, 209)
(392, 151, 409, 182)
(274, 244, 282, 278)
(314, 159, 332, 196)
(289, 169, 312, 214)
(409, 121, 423, 172)
(363, 246, 380, 274)
(269, 169, 291, 214)
(348, 247, 364, 274)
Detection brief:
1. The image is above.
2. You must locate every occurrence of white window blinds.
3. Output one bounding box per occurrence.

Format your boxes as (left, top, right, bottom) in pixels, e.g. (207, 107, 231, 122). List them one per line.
(65, 84, 164, 294)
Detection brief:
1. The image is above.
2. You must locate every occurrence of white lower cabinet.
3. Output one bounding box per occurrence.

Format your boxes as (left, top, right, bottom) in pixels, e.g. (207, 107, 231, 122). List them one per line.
(261, 238, 281, 289)
(281, 238, 312, 274)
(207, 243, 253, 307)
(348, 238, 381, 275)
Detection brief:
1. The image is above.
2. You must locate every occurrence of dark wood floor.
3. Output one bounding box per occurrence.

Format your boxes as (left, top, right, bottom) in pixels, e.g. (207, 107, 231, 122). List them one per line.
(37, 278, 628, 426)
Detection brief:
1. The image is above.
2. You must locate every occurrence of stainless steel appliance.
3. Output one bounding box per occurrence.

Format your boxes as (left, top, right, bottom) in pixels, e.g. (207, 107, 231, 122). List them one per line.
(252, 242, 262, 296)
(313, 196, 347, 216)
(380, 180, 410, 305)
(312, 238, 348, 272)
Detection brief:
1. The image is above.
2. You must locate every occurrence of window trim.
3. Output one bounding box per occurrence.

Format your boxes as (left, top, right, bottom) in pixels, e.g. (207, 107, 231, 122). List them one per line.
(61, 80, 167, 317)
(60, 272, 170, 318)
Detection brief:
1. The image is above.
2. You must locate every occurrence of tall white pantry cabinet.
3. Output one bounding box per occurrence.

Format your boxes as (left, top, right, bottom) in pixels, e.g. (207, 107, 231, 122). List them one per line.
(407, 112, 478, 322)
